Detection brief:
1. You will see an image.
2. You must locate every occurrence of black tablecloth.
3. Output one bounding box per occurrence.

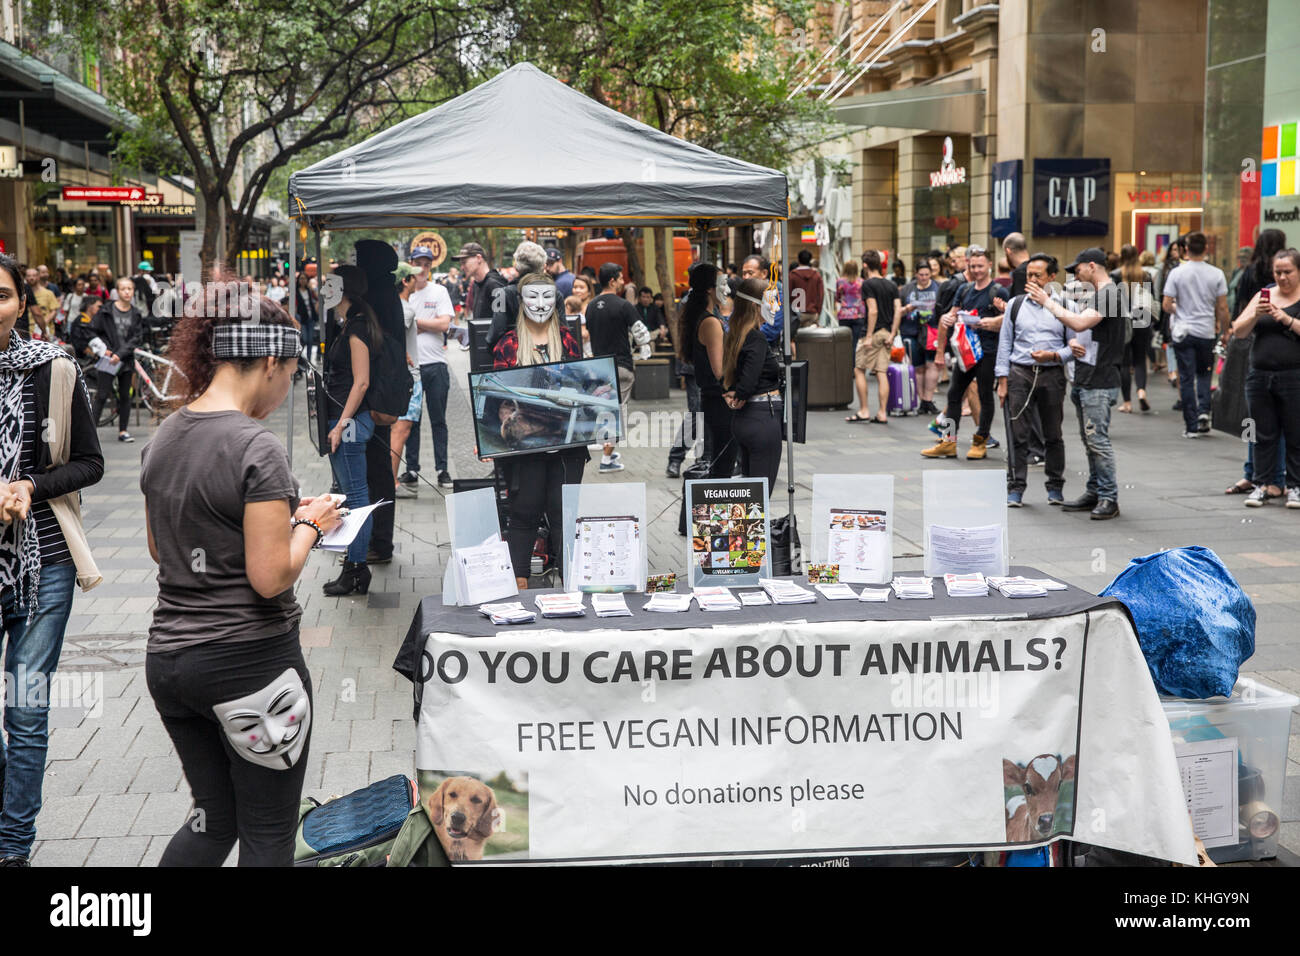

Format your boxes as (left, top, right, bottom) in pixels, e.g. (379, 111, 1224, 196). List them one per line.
(393, 568, 1120, 695)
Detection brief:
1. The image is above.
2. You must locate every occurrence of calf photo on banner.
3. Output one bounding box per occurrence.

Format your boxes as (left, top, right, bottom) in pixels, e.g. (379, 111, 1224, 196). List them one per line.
(413, 606, 1197, 865)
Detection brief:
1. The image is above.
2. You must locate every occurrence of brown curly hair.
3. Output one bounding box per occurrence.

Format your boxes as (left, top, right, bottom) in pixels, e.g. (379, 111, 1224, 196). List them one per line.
(166, 276, 299, 407)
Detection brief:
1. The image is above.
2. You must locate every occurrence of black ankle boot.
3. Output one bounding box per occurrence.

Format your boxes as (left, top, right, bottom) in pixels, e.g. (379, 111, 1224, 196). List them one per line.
(323, 560, 371, 596)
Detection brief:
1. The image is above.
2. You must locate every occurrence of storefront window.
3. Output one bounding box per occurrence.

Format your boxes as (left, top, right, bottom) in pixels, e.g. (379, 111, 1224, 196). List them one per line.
(1113, 172, 1203, 255)
(912, 182, 970, 259)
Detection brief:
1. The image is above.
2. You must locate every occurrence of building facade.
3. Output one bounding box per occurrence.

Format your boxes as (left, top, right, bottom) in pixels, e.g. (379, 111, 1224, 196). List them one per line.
(791, 0, 1209, 272)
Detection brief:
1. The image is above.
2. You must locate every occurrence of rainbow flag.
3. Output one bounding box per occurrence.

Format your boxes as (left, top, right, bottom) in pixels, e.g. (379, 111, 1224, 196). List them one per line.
(801, 226, 816, 243)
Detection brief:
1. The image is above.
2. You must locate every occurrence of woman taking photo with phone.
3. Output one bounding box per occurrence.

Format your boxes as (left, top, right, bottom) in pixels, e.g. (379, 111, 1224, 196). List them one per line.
(492, 272, 588, 587)
(1232, 248, 1300, 509)
(141, 291, 341, 866)
(0, 254, 103, 867)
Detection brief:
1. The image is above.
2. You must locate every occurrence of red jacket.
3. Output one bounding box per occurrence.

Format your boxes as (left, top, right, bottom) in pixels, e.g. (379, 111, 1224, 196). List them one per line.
(789, 266, 825, 316)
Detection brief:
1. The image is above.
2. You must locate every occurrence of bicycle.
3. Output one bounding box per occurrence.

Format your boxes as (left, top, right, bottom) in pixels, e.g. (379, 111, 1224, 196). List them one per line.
(131, 347, 186, 422)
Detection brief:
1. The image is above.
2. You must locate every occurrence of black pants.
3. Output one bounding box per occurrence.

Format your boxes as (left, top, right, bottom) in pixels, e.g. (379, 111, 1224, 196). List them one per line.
(1121, 325, 1152, 402)
(943, 350, 996, 439)
(668, 374, 705, 467)
(732, 398, 784, 498)
(146, 628, 311, 867)
(1006, 365, 1066, 495)
(1246, 367, 1300, 488)
(701, 392, 735, 479)
(365, 422, 394, 559)
(94, 366, 133, 432)
(503, 452, 586, 579)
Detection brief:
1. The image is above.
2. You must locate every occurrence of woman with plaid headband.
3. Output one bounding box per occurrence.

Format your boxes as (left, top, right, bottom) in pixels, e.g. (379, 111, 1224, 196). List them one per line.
(140, 295, 342, 866)
(0, 254, 104, 866)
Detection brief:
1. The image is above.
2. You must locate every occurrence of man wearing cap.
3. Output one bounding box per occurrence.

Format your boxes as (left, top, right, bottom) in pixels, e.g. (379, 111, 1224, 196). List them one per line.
(401, 246, 456, 490)
(453, 240, 508, 328)
(1030, 246, 1127, 520)
(546, 248, 574, 298)
(132, 260, 158, 317)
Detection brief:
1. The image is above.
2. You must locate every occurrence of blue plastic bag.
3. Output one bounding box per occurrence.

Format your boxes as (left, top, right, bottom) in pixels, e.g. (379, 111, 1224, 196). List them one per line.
(1100, 546, 1254, 699)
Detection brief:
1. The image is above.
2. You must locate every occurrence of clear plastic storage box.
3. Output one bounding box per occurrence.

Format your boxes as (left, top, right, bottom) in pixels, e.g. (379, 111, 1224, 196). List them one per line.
(1161, 678, 1298, 863)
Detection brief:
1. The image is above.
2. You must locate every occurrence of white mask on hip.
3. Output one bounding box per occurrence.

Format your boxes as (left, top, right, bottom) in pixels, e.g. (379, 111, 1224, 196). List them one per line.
(212, 668, 312, 770)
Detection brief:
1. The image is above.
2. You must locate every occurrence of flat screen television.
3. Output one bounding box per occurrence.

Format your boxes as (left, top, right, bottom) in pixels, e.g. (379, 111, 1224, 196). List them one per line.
(469, 355, 623, 459)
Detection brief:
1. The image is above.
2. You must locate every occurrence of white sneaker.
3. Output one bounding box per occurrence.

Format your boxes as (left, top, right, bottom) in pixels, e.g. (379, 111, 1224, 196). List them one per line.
(1288, 488, 1300, 510)
(1245, 486, 1268, 508)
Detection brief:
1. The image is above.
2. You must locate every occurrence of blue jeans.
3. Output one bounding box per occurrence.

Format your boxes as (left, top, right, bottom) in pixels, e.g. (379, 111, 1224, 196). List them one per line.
(1071, 386, 1119, 502)
(405, 363, 449, 475)
(0, 562, 76, 858)
(1245, 437, 1286, 487)
(328, 410, 374, 563)
(1173, 335, 1215, 432)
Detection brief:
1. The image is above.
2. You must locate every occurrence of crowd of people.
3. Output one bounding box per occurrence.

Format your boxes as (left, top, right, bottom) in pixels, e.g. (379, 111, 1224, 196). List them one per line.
(823, 230, 1300, 516)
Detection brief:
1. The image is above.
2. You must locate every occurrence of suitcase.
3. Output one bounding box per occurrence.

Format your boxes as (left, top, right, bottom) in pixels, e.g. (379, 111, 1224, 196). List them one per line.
(887, 361, 918, 416)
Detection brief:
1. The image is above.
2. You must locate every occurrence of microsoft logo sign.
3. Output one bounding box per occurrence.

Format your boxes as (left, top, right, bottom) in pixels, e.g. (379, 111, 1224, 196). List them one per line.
(1263, 122, 1298, 197)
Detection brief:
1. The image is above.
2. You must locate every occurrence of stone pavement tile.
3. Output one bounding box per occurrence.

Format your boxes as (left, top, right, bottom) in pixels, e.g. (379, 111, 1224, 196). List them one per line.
(1283, 776, 1299, 823)
(47, 705, 90, 730)
(45, 726, 96, 761)
(84, 693, 139, 729)
(85, 835, 152, 867)
(128, 755, 184, 794)
(321, 751, 370, 795)
(358, 665, 399, 693)
(347, 717, 394, 752)
(309, 716, 351, 754)
(343, 643, 382, 669)
(140, 835, 170, 866)
(376, 688, 414, 720)
(79, 792, 147, 838)
(98, 670, 136, 699)
(368, 749, 416, 782)
(1238, 552, 1299, 568)
(80, 725, 141, 762)
(128, 792, 192, 837)
(300, 626, 333, 647)
(78, 757, 144, 797)
(35, 794, 97, 840)
(43, 760, 92, 798)
(32, 838, 96, 867)
(334, 692, 376, 722)
(125, 722, 176, 760)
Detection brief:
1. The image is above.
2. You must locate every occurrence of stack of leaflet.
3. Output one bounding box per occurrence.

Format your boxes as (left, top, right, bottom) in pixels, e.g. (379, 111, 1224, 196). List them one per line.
(987, 576, 1049, 598)
(644, 592, 692, 613)
(479, 602, 537, 625)
(814, 583, 858, 601)
(592, 593, 633, 617)
(693, 586, 742, 612)
(534, 592, 586, 618)
(892, 576, 935, 600)
(739, 591, 771, 606)
(858, 588, 891, 603)
(760, 578, 818, 605)
(943, 572, 989, 597)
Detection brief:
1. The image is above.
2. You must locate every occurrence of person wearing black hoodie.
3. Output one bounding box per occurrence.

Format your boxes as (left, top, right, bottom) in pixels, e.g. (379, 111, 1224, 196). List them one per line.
(89, 276, 145, 442)
(452, 242, 508, 347)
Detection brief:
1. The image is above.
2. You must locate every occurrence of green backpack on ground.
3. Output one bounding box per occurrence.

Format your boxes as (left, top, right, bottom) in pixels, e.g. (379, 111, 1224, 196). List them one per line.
(293, 774, 419, 867)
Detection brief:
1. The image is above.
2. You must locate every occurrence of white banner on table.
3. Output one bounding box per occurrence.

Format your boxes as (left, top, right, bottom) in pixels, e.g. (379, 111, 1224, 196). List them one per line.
(413, 607, 1196, 865)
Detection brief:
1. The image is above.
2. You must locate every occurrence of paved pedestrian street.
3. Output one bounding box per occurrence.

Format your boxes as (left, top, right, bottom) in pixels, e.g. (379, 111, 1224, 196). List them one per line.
(27, 348, 1300, 866)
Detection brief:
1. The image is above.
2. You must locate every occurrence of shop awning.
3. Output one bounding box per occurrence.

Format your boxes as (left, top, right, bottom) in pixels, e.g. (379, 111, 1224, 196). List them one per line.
(288, 62, 788, 230)
(831, 74, 984, 134)
(0, 42, 132, 155)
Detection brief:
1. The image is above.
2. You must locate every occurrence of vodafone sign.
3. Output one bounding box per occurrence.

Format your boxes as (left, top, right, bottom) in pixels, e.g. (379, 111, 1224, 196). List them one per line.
(61, 186, 146, 202)
(930, 137, 967, 188)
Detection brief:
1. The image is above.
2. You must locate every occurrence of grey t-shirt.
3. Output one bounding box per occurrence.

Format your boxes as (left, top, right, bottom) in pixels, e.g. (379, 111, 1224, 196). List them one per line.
(1162, 259, 1226, 341)
(140, 408, 301, 652)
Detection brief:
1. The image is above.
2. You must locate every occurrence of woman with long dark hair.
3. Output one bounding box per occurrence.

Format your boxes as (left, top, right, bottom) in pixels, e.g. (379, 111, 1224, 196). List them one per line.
(321, 265, 382, 596)
(0, 254, 103, 866)
(676, 263, 734, 478)
(492, 272, 588, 586)
(1155, 238, 1186, 381)
(1115, 244, 1155, 413)
(141, 288, 340, 866)
(1232, 248, 1300, 508)
(723, 276, 784, 495)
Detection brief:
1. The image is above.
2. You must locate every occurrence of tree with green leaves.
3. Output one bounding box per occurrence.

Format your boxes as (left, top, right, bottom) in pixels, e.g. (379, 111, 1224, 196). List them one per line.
(511, 0, 827, 322)
(38, 0, 515, 273)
